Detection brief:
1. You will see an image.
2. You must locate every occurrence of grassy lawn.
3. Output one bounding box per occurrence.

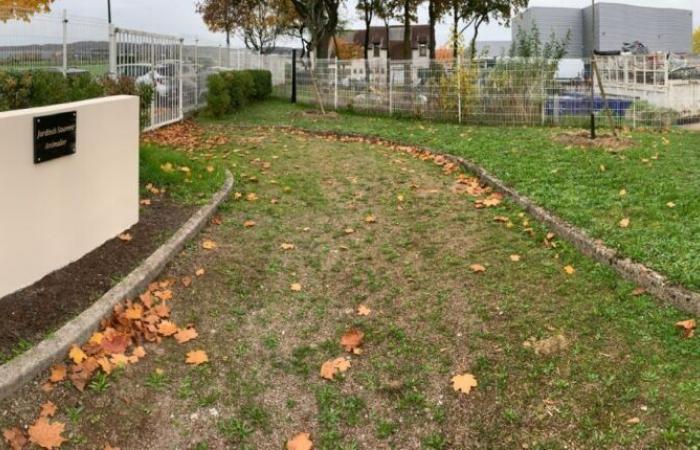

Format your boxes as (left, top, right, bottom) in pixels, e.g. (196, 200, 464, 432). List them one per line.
(210, 100, 700, 292)
(2, 122, 696, 449)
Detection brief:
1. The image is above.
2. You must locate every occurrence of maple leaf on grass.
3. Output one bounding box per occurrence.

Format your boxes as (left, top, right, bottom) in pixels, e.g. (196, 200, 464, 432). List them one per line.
(195, 268, 205, 277)
(357, 305, 371, 316)
(564, 265, 576, 275)
(49, 364, 66, 383)
(2, 427, 28, 450)
(280, 243, 296, 251)
(202, 239, 218, 250)
(320, 357, 351, 380)
(287, 432, 313, 450)
(185, 350, 209, 365)
(40, 401, 57, 418)
(452, 373, 478, 395)
(28, 417, 66, 449)
(619, 218, 630, 228)
(675, 319, 696, 338)
(68, 345, 87, 364)
(290, 283, 302, 292)
(174, 327, 199, 344)
(157, 321, 179, 337)
(243, 220, 257, 228)
(469, 264, 486, 274)
(340, 328, 364, 354)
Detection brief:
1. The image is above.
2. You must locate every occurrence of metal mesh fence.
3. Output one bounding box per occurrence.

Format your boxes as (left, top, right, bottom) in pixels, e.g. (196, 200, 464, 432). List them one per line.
(286, 56, 699, 129)
(1, 7, 698, 130)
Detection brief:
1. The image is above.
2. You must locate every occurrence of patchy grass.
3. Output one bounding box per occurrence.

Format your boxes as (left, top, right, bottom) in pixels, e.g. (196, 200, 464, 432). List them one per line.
(209, 100, 700, 291)
(140, 142, 226, 205)
(0, 125, 697, 449)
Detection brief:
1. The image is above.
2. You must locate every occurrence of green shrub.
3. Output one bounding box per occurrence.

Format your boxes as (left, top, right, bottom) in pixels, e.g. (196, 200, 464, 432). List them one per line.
(28, 70, 69, 107)
(67, 73, 105, 102)
(0, 71, 32, 111)
(206, 73, 230, 118)
(222, 70, 255, 110)
(206, 69, 270, 118)
(101, 75, 154, 128)
(247, 70, 272, 100)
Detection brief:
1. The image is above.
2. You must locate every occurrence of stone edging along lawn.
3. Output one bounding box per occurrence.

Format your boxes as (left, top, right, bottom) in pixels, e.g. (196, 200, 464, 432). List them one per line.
(260, 125, 700, 316)
(0, 169, 234, 402)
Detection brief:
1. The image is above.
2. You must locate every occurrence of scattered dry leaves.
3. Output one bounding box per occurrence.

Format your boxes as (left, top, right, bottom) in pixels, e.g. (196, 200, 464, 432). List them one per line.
(320, 357, 351, 380)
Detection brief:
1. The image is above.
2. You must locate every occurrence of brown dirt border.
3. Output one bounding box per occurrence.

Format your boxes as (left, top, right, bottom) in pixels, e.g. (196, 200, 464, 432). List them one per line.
(0, 169, 234, 402)
(247, 125, 700, 316)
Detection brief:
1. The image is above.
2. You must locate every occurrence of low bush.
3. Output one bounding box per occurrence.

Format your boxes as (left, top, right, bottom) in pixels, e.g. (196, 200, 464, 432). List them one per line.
(206, 73, 230, 118)
(101, 75, 154, 128)
(248, 70, 272, 100)
(206, 69, 272, 118)
(0, 70, 153, 128)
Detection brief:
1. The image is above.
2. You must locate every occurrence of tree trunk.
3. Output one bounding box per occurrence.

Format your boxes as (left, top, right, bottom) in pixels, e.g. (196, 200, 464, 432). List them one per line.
(452, 5, 459, 59)
(364, 12, 371, 83)
(384, 20, 391, 85)
(403, 1, 412, 60)
(470, 19, 483, 60)
(428, 0, 436, 60)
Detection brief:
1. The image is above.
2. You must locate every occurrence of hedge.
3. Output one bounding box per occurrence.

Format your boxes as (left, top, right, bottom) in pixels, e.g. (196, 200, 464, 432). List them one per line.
(206, 69, 272, 118)
(0, 70, 153, 127)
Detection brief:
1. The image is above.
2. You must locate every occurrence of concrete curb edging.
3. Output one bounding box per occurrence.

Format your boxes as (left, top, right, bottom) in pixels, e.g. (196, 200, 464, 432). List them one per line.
(0, 170, 234, 402)
(263, 125, 700, 316)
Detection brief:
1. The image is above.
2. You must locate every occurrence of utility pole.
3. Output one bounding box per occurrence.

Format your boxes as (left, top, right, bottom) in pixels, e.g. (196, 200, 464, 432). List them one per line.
(107, 0, 112, 23)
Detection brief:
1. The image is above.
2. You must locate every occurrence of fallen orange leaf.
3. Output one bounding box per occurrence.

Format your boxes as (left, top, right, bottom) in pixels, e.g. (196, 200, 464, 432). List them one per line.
(68, 345, 87, 364)
(243, 220, 256, 228)
(174, 327, 199, 344)
(290, 283, 302, 292)
(320, 357, 351, 380)
(564, 265, 576, 275)
(185, 350, 209, 365)
(280, 243, 296, 251)
(469, 264, 486, 273)
(195, 268, 205, 277)
(357, 305, 371, 316)
(157, 321, 178, 336)
(340, 328, 364, 353)
(202, 239, 218, 250)
(49, 365, 66, 383)
(452, 373, 478, 395)
(2, 427, 28, 450)
(39, 401, 57, 418)
(287, 432, 313, 450)
(675, 319, 696, 338)
(27, 417, 66, 449)
(118, 233, 133, 242)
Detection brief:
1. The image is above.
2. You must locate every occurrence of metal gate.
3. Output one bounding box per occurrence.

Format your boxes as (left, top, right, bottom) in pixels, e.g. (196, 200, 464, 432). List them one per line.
(111, 27, 183, 131)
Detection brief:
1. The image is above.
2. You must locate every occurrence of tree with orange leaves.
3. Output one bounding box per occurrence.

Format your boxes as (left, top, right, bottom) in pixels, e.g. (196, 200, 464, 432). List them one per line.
(0, 0, 54, 22)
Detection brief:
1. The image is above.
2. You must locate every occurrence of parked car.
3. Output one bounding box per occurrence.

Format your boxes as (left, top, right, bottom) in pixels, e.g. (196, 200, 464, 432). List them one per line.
(45, 67, 91, 77)
(669, 66, 700, 81)
(117, 63, 169, 98)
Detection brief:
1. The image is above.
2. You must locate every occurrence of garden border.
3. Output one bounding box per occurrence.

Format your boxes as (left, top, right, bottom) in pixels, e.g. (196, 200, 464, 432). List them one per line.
(0, 170, 234, 402)
(257, 125, 700, 316)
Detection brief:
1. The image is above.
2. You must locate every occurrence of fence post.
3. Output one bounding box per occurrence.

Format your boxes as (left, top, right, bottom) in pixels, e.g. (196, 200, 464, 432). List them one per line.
(457, 55, 462, 124)
(237, 49, 241, 70)
(291, 49, 297, 104)
(389, 65, 393, 115)
(334, 57, 338, 110)
(108, 24, 117, 78)
(178, 38, 184, 120)
(541, 65, 546, 126)
(218, 45, 222, 67)
(61, 9, 68, 76)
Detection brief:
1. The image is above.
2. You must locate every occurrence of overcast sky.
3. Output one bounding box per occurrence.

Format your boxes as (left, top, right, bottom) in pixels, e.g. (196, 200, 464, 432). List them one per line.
(44, 0, 700, 47)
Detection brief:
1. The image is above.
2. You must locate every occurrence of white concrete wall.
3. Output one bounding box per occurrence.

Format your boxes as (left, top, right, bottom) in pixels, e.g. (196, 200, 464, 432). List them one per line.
(0, 96, 140, 299)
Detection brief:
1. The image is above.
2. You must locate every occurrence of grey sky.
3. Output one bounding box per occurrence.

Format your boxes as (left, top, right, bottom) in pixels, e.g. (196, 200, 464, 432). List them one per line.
(47, 0, 699, 47)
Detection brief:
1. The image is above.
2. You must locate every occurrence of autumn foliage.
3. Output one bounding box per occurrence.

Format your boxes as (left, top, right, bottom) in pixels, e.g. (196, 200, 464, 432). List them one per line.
(0, 0, 54, 21)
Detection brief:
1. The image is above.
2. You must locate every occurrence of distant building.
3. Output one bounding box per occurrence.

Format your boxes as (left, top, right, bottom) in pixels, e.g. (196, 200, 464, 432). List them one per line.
(330, 25, 432, 62)
(510, 3, 693, 58)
